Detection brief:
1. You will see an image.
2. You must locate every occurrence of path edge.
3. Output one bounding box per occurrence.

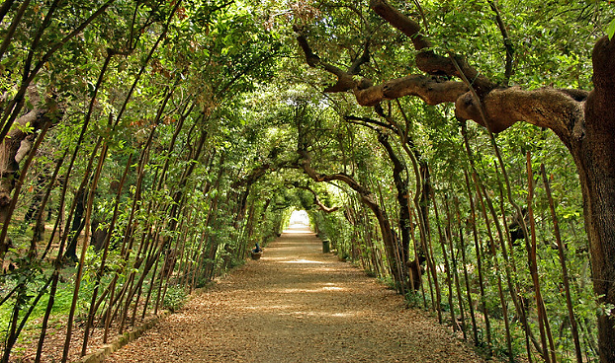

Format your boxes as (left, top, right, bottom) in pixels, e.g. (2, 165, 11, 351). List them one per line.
(73, 310, 170, 363)
(72, 283, 216, 363)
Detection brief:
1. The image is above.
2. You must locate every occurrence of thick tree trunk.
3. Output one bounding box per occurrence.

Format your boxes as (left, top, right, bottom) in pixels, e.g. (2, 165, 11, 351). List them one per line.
(0, 88, 62, 259)
(574, 136, 615, 363)
(570, 36, 615, 363)
(0, 135, 23, 255)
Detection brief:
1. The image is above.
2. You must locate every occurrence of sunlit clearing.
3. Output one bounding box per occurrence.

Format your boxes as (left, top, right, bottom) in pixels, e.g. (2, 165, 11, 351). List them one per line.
(283, 259, 323, 264)
(289, 210, 310, 226)
(284, 228, 312, 234)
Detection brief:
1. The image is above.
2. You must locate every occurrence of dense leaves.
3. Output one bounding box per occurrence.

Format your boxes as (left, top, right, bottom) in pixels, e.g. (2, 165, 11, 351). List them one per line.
(0, 0, 614, 362)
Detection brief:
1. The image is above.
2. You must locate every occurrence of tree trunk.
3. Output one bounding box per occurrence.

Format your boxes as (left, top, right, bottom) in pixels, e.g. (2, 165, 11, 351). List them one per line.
(0, 89, 62, 259)
(64, 188, 86, 261)
(90, 218, 108, 252)
(0, 135, 22, 256)
(377, 132, 411, 263)
(570, 36, 615, 363)
(23, 174, 47, 223)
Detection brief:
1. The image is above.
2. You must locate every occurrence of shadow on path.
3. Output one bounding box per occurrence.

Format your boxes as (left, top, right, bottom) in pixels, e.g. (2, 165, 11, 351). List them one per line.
(106, 226, 485, 363)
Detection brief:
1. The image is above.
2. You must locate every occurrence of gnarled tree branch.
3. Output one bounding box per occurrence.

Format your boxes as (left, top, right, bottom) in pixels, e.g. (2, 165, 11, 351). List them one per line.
(370, 0, 497, 94)
(342, 1, 588, 139)
(488, 0, 515, 84)
(455, 87, 586, 140)
(348, 38, 371, 75)
(297, 1, 590, 143)
(298, 149, 379, 208)
(354, 75, 467, 106)
(293, 183, 340, 213)
(295, 28, 468, 105)
(297, 147, 407, 288)
(295, 26, 357, 93)
(369, 0, 430, 50)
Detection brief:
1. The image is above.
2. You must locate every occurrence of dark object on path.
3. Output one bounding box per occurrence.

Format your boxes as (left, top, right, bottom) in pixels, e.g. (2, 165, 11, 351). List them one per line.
(251, 243, 263, 260)
(322, 239, 330, 253)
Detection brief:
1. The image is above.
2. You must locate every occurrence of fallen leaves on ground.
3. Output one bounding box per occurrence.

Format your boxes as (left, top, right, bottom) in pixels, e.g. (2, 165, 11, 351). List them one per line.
(106, 227, 487, 363)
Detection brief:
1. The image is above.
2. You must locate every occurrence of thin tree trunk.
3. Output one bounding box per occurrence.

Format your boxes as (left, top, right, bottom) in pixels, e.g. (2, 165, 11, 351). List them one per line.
(540, 164, 583, 363)
(443, 196, 467, 340)
(61, 140, 109, 363)
(525, 153, 556, 363)
(454, 198, 479, 344)
(81, 155, 132, 355)
(432, 195, 456, 330)
(463, 171, 491, 350)
(473, 172, 513, 360)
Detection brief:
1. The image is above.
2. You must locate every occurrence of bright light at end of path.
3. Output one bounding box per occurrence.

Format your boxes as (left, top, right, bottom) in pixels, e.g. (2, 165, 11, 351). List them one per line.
(283, 259, 324, 264)
(289, 210, 310, 226)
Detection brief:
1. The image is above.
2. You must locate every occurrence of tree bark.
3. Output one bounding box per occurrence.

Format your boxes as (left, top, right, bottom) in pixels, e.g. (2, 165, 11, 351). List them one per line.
(570, 36, 615, 363)
(0, 87, 62, 259)
(377, 132, 410, 264)
(64, 188, 86, 262)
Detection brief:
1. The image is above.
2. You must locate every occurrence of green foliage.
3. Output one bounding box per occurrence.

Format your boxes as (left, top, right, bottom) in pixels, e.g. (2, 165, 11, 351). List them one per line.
(163, 285, 187, 313)
(0, 0, 611, 361)
(607, 18, 615, 40)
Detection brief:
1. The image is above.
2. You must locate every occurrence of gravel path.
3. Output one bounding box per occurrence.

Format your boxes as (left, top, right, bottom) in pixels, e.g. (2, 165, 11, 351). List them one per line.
(106, 226, 486, 363)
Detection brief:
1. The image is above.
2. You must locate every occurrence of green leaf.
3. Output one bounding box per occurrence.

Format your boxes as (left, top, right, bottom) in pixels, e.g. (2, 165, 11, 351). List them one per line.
(607, 18, 615, 40)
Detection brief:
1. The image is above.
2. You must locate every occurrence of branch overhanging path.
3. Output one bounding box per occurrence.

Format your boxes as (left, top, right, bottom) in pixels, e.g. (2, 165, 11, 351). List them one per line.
(296, 0, 590, 140)
(107, 225, 484, 362)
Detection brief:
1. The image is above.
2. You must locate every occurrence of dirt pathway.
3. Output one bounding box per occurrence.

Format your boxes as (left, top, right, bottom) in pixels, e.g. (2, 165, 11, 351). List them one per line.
(106, 226, 486, 363)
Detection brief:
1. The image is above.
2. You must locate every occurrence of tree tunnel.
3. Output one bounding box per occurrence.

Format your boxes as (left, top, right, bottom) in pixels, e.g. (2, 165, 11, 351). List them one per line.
(1, 1, 614, 362)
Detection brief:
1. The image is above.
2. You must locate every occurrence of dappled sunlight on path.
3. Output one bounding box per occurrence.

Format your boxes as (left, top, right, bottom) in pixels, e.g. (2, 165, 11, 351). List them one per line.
(106, 226, 485, 363)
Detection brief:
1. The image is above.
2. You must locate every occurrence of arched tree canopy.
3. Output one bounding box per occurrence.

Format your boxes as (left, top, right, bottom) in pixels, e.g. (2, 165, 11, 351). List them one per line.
(1, 1, 615, 362)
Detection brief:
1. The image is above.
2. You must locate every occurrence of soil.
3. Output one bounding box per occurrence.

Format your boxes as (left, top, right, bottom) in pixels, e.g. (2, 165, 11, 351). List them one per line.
(106, 226, 487, 363)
